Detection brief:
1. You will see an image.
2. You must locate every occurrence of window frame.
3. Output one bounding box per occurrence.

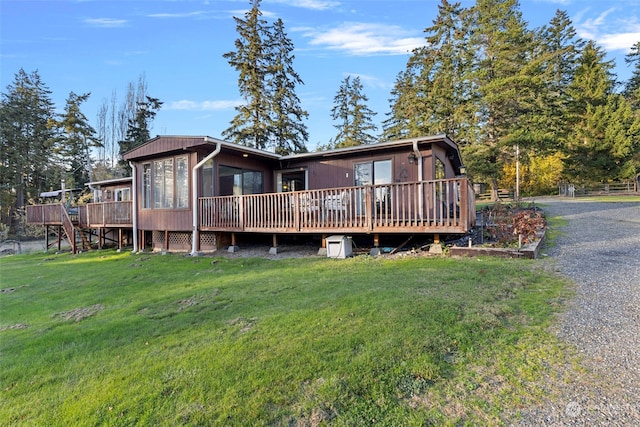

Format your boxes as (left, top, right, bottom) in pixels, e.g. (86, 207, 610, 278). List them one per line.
(219, 165, 264, 196)
(141, 155, 189, 210)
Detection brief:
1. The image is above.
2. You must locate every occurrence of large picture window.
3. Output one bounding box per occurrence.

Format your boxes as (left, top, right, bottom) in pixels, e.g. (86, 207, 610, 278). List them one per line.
(219, 166, 263, 196)
(141, 155, 189, 209)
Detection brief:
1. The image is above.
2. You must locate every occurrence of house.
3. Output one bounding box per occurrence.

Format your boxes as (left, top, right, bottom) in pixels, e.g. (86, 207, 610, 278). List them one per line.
(26, 134, 475, 255)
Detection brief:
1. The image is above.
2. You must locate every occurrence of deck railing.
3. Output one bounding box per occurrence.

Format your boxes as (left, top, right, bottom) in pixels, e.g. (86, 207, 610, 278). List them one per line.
(25, 203, 78, 252)
(86, 201, 133, 227)
(199, 178, 475, 234)
(26, 201, 132, 228)
(26, 204, 66, 225)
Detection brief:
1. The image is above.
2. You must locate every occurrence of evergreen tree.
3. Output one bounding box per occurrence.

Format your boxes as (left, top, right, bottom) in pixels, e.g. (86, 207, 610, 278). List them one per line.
(223, 0, 271, 149)
(0, 69, 59, 233)
(464, 0, 534, 198)
(382, 67, 420, 141)
(624, 41, 640, 109)
(118, 96, 163, 162)
(528, 10, 583, 152)
(564, 41, 617, 179)
(572, 94, 640, 181)
(383, 0, 473, 143)
(266, 18, 309, 154)
(52, 92, 101, 187)
(330, 76, 378, 148)
(418, 0, 473, 142)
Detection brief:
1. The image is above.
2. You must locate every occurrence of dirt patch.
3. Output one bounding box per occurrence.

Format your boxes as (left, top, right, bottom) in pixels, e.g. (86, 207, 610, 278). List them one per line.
(227, 317, 258, 333)
(0, 323, 29, 332)
(1, 284, 29, 294)
(51, 304, 105, 322)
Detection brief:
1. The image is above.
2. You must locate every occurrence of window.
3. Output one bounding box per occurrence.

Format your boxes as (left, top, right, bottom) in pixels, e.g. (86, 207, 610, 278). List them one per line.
(142, 163, 151, 208)
(142, 155, 189, 209)
(277, 170, 307, 192)
(354, 159, 392, 213)
(201, 158, 214, 197)
(114, 188, 131, 201)
(219, 166, 263, 196)
(354, 160, 392, 187)
(176, 156, 188, 208)
(435, 158, 446, 180)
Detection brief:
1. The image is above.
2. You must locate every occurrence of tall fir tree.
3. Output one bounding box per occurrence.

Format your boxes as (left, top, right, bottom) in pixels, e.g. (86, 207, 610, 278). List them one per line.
(564, 41, 639, 181)
(624, 41, 640, 110)
(383, 0, 473, 144)
(119, 96, 163, 162)
(382, 67, 420, 141)
(418, 0, 473, 142)
(464, 0, 534, 199)
(330, 76, 378, 148)
(0, 69, 59, 232)
(51, 92, 101, 187)
(223, 0, 271, 149)
(528, 10, 583, 153)
(266, 18, 309, 154)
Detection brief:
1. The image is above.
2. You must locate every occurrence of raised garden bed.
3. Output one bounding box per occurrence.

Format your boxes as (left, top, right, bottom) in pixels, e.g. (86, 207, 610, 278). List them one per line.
(449, 203, 547, 259)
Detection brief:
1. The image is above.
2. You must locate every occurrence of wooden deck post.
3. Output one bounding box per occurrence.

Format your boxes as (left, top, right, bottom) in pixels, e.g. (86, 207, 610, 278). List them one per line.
(269, 234, 279, 254)
(369, 233, 382, 256)
(118, 228, 123, 251)
(317, 234, 328, 256)
(57, 225, 62, 251)
(228, 232, 239, 253)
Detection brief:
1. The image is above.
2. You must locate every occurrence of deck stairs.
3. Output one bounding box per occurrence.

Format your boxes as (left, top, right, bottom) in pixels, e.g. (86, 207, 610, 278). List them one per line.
(59, 208, 92, 253)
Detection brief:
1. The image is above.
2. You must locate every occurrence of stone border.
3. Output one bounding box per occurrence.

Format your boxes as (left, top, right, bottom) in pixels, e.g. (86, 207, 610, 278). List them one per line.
(449, 230, 546, 259)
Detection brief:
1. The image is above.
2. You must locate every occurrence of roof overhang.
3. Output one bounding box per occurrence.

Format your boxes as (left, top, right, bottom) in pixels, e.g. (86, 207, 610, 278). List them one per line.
(85, 177, 133, 187)
(122, 134, 464, 169)
(123, 135, 281, 162)
(40, 188, 83, 198)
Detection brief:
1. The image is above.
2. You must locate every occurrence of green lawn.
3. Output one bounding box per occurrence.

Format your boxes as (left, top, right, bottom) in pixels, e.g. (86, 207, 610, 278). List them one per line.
(1, 249, 573, 426)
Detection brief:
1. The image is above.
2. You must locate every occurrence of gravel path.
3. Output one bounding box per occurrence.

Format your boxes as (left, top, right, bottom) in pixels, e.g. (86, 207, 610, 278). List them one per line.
(516, 198, 640, 426)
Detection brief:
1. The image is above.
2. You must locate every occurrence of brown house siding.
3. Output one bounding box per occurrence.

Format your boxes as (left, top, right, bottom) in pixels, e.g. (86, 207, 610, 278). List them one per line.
(287, 147, 438, 190)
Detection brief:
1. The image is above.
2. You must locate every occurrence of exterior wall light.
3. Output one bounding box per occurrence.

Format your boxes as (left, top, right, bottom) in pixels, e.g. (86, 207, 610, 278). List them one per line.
(408, 153, 418, 164)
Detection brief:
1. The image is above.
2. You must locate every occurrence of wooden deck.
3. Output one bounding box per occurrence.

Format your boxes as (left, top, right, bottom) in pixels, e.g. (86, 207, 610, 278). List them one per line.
(199, 178, 475, 235)
(26, 178, 475, 251)
(26, 201, 133, 229)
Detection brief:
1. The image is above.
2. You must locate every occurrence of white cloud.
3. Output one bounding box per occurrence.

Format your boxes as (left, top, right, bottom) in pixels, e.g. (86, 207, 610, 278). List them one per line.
(575, 7, 616, 40)
(167, 100, 241, 111)
(84, 18, 127, 28)
(599, 31, 640, 52)
(574, 7, 640, 52)
(301, 22, 424, 56)
(229, 8, 279, 19)
(269, 0, 341, 11)
(147, 10, 222, 19)
(346, 73, 391, 90)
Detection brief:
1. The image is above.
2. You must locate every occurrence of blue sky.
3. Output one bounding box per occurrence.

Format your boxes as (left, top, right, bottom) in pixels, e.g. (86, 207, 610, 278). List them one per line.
(2, 0, 639, 151)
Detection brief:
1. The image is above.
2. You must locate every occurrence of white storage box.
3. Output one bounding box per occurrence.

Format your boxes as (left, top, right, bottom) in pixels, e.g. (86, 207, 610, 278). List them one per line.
(326, 235, 353, 259)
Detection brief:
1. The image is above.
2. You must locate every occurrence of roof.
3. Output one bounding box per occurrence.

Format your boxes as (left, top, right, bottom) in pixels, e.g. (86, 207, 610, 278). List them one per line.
(40, 188, 83, 198)
(123, 134, 464, 167)
(281, 134, 459, 160)
(123, 135, 281, 161)
(86, 177, 133, 187)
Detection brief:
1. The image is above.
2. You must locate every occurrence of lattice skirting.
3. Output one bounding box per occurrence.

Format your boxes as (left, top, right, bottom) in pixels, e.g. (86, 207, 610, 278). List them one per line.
(151, 231, 217, 252)
(199, 232, 217, 251)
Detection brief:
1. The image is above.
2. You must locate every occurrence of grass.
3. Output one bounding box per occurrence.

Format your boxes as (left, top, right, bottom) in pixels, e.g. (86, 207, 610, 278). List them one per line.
(566, 195, 640, 203)
(1, 249, 574, 426)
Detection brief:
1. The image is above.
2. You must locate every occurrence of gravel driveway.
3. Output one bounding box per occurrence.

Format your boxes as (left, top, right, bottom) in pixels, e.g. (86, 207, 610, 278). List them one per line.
(517, 198, 640, 426)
